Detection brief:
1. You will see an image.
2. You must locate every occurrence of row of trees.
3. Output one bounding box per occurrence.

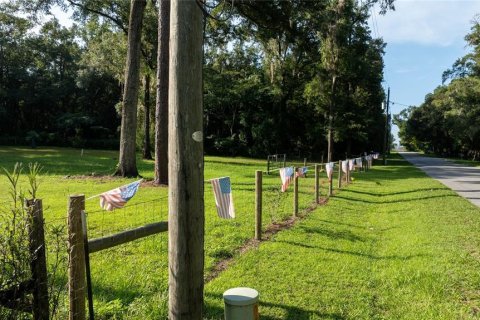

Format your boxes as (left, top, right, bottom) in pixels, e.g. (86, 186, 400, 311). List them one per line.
(395, 17, 480, 159)
(1, 0, 393, 177)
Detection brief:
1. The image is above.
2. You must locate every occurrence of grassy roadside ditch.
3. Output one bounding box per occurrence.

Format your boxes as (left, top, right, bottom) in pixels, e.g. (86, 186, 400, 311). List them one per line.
(205, 154, 480, 319)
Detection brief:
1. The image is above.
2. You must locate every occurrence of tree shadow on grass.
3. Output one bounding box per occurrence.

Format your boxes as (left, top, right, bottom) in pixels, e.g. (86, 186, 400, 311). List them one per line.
(333, 194, 458, 205)
(298, 225, 367, 242)
(204, 292, 346, 320)
(275, 240, 430, 261)
(342, 187, 450, 197)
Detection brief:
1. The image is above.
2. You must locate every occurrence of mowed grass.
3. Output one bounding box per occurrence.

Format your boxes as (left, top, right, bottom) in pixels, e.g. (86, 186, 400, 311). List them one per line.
(3, 147, 480, 319)
(205, 154, 480, 319)
(0, 147, 328, 319)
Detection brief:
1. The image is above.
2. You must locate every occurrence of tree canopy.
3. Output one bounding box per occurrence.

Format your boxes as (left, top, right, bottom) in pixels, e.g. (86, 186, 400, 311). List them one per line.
(1, 0, 391, 160)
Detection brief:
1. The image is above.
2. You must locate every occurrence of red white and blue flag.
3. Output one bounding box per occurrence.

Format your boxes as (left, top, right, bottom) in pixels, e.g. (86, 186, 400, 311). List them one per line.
(280, 167, 294, 192)
(211, 177, 235, 219)
(296, 166, 308, 178)
(325, 162, 334, 181)
(341, 160, 348, 174)
(99, 179, 142, 211)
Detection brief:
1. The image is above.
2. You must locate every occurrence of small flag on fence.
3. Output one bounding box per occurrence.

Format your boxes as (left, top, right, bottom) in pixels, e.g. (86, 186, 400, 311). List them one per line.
(211, 177, 235, 219)
(296, 166, 308, 178)
(325, 162, 334, 181)
(341, 160, 348, 174)
(355, 157, 362, 168)
(280, 167, 294, 192)
(99, 179, 142, 211)
(349, 159, 354, 171)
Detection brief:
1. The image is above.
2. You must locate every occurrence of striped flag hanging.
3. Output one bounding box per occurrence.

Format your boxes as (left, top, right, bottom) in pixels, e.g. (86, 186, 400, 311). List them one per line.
(341, 160, 348, 174)
(355, 157, 362, 168)
(211, 177, 235, 219)
(99, 179, 142, 211)
(325, 162, 334, 181)
(348, 159, 354, 171)
(296, 166, 308, 178)
(280, 167, 294, 192)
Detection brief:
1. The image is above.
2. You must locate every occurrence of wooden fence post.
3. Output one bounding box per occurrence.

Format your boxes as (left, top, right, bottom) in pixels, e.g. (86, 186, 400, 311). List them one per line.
(266, 156, 270, 175)
(315, 164, 319, 204)
(255, 170, 262, 241)
(346, 160, 350, 183)
(26, 199, 50, 320)
(294, 167, 298, 217)
(68, 194, 86, 320)
(338, 160, 342, 189)
(328, 165, 333, 197)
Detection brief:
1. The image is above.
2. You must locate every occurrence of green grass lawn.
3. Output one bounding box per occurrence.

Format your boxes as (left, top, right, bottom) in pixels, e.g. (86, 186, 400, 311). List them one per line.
(204, 154, 480, 319)
(2, 148, 480, 319)
(0, 147, 330, 319)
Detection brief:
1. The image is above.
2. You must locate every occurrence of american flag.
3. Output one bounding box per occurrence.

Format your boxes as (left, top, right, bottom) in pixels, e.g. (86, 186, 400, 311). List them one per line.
(99, 179, 142, 211)
(355, 157, 362, 168)
(341, 160, 348, 174)
(348, 159, 354, 171)
(211, 177, 235, 219)
(280, 167, 294, 192)
(325, 162, 334, 181)
(296, 166, 308, 178)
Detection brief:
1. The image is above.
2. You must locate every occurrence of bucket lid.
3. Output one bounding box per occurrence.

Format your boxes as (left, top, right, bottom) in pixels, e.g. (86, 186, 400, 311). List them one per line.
(223, 287, 259, 306)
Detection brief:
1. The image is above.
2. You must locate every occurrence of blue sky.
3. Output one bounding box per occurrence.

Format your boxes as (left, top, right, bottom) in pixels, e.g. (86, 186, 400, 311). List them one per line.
(372, 0, 480, 144)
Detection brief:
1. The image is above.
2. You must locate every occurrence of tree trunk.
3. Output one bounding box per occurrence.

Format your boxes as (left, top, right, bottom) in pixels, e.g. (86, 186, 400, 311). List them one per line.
(115, 0, 146, 177)
(143, 73, 152, 159)
(327, 75, 337, 162)
(168, 0, 204, 318)
(154, 0, 170, 185)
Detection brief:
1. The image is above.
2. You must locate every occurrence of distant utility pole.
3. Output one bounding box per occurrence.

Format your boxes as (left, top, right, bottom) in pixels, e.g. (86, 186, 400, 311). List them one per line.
(383, 87, 390, 165)
(168, 0, 204, 319)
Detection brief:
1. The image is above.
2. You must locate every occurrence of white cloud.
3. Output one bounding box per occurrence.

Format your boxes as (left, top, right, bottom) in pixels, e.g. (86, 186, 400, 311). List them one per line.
(372, 0, 480, 46)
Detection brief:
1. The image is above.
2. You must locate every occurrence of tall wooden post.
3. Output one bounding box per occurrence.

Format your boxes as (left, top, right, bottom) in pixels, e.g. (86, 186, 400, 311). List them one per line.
(315, 164, 320, 204)
(168, 0, 204, 318)
(255, 170, 262, 240)
(346, 160, 350, 183)
(338, 160, 342, 189)
(68, 194, 86, 320)
(294, 167, 299, 217)
(26, 199, 49, 320)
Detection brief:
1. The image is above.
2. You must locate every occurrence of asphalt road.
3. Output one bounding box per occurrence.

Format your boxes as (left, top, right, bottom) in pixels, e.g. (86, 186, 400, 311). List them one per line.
(400, 152, 480, 207)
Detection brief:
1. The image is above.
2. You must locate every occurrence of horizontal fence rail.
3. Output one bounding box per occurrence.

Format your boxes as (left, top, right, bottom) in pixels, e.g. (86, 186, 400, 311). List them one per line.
(87, 221, 168, 254)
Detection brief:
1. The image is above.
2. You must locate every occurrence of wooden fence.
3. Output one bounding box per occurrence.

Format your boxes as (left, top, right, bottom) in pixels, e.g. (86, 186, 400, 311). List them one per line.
(67, 194, 168, 320)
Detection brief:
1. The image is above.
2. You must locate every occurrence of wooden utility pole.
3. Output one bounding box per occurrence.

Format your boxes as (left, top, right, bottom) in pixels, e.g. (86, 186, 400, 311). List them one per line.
(383, 87, 390, 165)
(168, 0, 204, 318)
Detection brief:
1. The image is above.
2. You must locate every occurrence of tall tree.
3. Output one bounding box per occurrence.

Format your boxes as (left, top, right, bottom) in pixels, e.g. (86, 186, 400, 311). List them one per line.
(142, 73, 152, 159)
(154, 0, 170, 185)
(115, 0, 146, 177)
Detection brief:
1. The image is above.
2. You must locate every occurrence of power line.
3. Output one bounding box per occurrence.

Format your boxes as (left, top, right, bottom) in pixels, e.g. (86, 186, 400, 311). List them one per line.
(390, 101, 414, 108)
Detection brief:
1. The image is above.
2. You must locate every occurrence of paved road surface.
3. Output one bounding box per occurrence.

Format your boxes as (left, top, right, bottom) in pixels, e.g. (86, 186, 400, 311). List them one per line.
(400, 152, 480, 208)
